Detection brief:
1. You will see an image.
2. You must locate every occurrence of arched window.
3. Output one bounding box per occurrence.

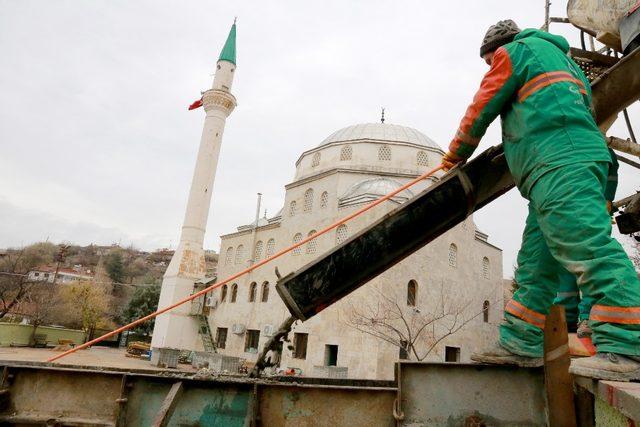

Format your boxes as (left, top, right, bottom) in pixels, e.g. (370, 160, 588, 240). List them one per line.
(292, 233, 303, 255)
(225, 247, 234, 266)
(340, 145, 353, 161)
(235, 244, 244, 265)
(306, 230, 317, 254)
(320, 191, 329, 209)
(230, 283, 238, 303)
(266, 239, 276, 257)
(249, 282, 257, 302)
(311, 152, 321, 167)
(220, 284, 228, 302)
(482, 257, 490, 279)
(254, 241, 264, 261)
(304, 189, 314, 212)
(417, 150, 429, 166)
(336, 224, 348, 245)
(289, 200, 297, 217)
(261, 281, 269, 302)
(378, 145, 392, 161)
(483, 300, 490, 323)
(407, 280, 418, 306)
(448, 244, 457, 267)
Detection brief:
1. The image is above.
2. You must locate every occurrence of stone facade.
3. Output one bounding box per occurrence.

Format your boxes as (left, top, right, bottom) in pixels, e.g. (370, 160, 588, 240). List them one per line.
(207, 123, 504, 380)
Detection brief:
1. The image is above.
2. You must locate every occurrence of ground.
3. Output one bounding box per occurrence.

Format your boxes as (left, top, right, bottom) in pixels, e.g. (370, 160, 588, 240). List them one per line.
(0, 346, 196, 373)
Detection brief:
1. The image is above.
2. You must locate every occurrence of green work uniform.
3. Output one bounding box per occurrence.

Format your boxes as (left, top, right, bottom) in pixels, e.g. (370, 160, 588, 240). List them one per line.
(553, 149, 619, 326)
(447, 29, 640, 357)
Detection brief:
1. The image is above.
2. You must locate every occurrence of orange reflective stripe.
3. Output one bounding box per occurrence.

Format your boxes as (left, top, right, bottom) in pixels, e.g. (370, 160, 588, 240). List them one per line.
(590, 305, 640, 324)
(505, 300, 546, 329)
(455, 129, 481, 146)
(517, 71, 586, 103)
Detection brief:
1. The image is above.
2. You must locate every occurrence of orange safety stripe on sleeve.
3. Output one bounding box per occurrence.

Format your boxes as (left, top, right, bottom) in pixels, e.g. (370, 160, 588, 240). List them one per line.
(505, 299, 546, 329)
(517, 71, 586, 103)
(590, 305, 640, 324)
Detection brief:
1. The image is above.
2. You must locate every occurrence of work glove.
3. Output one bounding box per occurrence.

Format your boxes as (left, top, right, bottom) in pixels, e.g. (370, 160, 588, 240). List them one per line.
(440, 151, 463, 172)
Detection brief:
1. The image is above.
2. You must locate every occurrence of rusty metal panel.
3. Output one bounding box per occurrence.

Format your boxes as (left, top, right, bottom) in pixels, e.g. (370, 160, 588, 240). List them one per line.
(125, 377, 253, 426)
(397, 362, 547, 426)
(1, 367, 121, 425)
(259, 385, 396, 426)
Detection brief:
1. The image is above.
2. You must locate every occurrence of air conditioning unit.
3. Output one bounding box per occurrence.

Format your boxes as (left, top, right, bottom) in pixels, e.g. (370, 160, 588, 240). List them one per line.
(205, 296, 217, 308)
(231, 323, 246, 335)
(263, 324, 275, 337)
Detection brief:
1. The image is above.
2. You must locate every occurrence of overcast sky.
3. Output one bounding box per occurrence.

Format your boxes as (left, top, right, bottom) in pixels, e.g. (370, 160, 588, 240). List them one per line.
(1, 0, 638, 277)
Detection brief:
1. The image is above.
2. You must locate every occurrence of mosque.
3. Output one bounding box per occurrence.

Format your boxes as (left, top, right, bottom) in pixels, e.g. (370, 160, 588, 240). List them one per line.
(208, 121, 505, 380)
(151, 21, 504, 380)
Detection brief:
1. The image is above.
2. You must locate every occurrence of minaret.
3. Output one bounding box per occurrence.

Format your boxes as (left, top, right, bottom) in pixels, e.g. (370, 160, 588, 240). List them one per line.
(151, 22, 237, 357)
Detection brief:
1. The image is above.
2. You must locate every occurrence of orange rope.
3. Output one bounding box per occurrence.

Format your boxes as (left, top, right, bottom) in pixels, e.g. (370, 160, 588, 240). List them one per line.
(47, 165, 444, 363)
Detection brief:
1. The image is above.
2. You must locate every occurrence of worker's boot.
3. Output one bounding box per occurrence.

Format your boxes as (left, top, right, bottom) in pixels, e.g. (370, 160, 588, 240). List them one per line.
(570, 353, 640, 381)
(471, 342, 543, 368)
(576, 320, 592, 338)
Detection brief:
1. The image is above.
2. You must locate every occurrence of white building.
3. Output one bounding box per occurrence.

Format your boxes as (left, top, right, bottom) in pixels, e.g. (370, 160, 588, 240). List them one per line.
(28, 266, 93, 284)
(207, 122, 504, 381)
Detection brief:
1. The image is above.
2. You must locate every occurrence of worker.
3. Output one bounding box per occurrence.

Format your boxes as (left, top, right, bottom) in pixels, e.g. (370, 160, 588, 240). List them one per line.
(440, 20, 640, 381)
(554, 150, 619, 339)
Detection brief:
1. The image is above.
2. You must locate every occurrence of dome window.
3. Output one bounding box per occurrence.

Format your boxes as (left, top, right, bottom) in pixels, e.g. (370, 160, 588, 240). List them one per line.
(449, 244, 458, 268)
(254, 240, 263, 261)
(378, 145, 392, 161)
(320, 191, 329, 209)
(340, 145, 353, 161)
(235, 245, 245, 265)
(225, 247, 234, 266)
(336, 224, 348, 245)
(266, 239, 276, 257)
(417, 150, 429, 166)
(289, 200, 297, 217)
(292, 233, 303, 255)
(311, 152, 321, 167)
(306, 230, 317, 254)
(304, 189, 314, 212)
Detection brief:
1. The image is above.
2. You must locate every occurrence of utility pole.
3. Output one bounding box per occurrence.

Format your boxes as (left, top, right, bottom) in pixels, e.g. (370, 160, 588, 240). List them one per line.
(543, 0, 551, 32)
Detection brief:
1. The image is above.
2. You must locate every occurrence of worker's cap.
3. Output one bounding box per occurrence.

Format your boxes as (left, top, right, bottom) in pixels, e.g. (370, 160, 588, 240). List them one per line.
(480, 19, 521, 58)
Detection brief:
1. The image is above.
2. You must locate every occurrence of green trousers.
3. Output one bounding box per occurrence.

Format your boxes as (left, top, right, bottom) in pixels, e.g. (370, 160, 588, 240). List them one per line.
(500, 161, 640, 357)
(553, 270, 593, 325)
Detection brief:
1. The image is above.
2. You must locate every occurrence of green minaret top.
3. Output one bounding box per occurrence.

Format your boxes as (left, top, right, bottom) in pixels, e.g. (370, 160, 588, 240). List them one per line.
(218, 21, 236, 65)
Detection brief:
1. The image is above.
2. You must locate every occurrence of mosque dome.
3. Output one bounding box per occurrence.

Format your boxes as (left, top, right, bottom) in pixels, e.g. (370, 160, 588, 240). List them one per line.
(339, 177, 414, 207)
(319, 123, 439, 149)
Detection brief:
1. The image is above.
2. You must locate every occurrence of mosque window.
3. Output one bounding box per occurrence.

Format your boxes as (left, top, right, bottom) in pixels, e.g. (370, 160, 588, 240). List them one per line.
(448, 244, 458, 267)
(225, 247, 234, 266)
(312, 152, 321, 167)
(407, 280, 418, 306)
(340, 145, 353, 161)
(231, 283, 238, 303)
(336, 224, 348, 245)
(261, 282, 269, 302)
(254, 240, 264, 261)
(482, 257, 490, 279)
(320, 191, 329, 209)
(220, 284, 228, 302)
(235, 245, 245, 265)
(289, 200, 297, 217)
(483, 300, 490, 323)
(249, 282, 257, 302)
(292, 233, 303, 255)
(306, 230, 317, 254)
(266, 239, 276, 257)
(304, 189, 314, 212)
(378, 145, 392, 161)
(417, 150, 429, 166)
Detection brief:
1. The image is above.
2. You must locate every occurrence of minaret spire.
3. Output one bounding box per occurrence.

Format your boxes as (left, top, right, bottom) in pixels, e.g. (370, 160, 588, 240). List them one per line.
(151, 21, 239, 358)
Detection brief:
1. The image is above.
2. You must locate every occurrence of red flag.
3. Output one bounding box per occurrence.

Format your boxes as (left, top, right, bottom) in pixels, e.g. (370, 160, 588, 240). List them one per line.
(188, 99, 203, 110)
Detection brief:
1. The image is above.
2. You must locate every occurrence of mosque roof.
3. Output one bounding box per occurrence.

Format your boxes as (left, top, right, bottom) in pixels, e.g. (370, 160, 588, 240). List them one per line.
(339, 177, 414, 207)
(319, 123, 440, 149)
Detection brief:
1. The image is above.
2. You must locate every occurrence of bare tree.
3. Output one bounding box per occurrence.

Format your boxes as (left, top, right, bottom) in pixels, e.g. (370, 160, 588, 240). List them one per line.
(0, 243, 56, 319)
(344, 283, 492, 361)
